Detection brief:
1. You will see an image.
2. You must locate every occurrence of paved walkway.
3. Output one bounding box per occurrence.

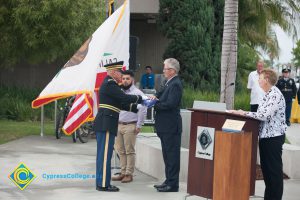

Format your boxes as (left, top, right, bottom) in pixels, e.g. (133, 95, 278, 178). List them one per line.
(286, 123, 300, 146)
(0, 134, 299, 200)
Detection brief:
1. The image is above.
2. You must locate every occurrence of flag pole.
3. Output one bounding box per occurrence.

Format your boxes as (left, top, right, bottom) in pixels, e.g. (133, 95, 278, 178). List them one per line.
(107, 0, 115, 18)
(106, 0, 120, 173)
(40, 105, 44, 137)
(54, 100, 57, 130)
(105, 0, 109, 17)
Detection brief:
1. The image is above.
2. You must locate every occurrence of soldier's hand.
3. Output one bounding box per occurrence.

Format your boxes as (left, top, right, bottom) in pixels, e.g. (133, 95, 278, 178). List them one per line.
(148, 95, 158, 100)
(141, 95, 149, 100)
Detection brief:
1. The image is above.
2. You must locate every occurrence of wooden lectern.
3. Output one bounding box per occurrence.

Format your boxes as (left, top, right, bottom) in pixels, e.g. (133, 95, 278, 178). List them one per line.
(213, 131, 252, 200)
(187, 109, 260, 199)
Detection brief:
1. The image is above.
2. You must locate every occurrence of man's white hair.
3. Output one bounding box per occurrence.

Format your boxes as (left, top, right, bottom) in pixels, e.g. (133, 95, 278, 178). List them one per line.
(164, 58, 180, 74)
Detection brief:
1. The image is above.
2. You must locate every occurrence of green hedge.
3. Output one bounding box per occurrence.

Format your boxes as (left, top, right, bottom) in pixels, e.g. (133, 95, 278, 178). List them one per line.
(0, 85, 251, 121)
(0, 85, 56, 121)
(182, 86, 250, 111)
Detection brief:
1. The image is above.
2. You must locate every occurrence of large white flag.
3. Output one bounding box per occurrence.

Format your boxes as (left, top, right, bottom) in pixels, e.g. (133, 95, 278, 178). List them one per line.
(32, 0, 129, 108)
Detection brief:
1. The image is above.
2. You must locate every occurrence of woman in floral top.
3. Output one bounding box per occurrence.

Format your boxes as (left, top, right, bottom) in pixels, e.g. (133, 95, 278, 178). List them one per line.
(232, 69, 286, 200)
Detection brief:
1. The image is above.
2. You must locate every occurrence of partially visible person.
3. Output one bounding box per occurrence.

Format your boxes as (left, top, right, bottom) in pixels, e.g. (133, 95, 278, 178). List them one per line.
(93, 61, 152, 192)
(112, 70, 147, 183)
(276, 68, 297, 126)
(298, 87, 300, 105)
(231, 69, 286, 200)
(151, 58, 183, 192)
(141, 66, 155, 89)
(247, 59, 265, 112)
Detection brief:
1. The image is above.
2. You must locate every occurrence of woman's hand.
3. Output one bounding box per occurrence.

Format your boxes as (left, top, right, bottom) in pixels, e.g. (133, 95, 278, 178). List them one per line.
(228, 109, 247, 116)
(236, 109, 247, 116)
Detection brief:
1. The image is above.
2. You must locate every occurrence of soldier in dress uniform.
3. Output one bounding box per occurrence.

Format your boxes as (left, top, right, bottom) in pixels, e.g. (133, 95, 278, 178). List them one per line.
(276, 68, 297, 126)
(93, 61, 150, 192)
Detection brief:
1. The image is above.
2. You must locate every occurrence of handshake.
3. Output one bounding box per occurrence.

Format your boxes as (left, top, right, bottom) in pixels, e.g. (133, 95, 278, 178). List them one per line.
(141, 95, 157, 108)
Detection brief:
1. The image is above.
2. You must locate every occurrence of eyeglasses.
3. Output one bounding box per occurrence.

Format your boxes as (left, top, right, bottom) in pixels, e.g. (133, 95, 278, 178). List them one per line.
(163, 68, 173, 71)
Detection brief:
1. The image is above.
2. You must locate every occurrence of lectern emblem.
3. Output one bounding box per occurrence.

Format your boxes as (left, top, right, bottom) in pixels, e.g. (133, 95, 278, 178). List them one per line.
(198, 129, 212, 150)
(196, 126, 215, 160)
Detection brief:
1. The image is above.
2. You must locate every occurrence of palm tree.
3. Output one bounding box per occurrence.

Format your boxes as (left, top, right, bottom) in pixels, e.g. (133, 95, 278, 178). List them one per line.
(220, 0, 300, 109)
(220, 0, 239, 109)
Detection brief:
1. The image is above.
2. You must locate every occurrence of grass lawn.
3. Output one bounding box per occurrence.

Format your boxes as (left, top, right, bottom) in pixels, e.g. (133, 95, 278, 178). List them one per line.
(0, 120, 155, 145)
(0, 120, 288, 144)
(141, 125, 155, 133)
(0, 120, 55, 144)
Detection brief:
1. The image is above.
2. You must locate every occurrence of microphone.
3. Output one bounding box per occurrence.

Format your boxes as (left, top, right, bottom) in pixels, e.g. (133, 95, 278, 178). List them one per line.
(220, 82, 235, 95)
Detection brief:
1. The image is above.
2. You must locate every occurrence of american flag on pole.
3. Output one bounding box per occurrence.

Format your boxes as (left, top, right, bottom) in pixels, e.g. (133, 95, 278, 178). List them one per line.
(32, 0, 130, 135)
(62, 71, 107, 134)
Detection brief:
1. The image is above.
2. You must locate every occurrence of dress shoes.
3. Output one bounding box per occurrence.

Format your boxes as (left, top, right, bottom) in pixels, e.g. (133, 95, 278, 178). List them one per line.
(121, 175, 133, 183)
(157, 185, 178, 192)
(96, 185, 120, 192)
(153, 183, 167, 189)
(112, 174, 125, 181)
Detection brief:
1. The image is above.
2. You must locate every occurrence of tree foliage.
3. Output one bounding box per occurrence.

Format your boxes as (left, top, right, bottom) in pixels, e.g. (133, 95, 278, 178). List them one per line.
(158, 0, 223, 90)
(236, 43, 259, 91)
(0, 0, 105, 68)
(239, 0, 300, 59)
(292, 40, 300, 70)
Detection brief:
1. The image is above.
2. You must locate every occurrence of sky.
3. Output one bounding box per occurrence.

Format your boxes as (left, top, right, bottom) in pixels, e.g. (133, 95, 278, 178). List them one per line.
(273, 26, 297, 64)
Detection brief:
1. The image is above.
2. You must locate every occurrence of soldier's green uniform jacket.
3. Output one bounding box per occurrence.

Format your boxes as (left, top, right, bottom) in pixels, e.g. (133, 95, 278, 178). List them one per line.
(93, 76, 143, 135)
(276, 77, 297, 102)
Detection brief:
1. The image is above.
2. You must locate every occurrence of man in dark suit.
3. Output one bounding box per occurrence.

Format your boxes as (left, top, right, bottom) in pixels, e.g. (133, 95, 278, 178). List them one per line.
(151, 58, 183, 192)
(93, 61, 152, 192)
